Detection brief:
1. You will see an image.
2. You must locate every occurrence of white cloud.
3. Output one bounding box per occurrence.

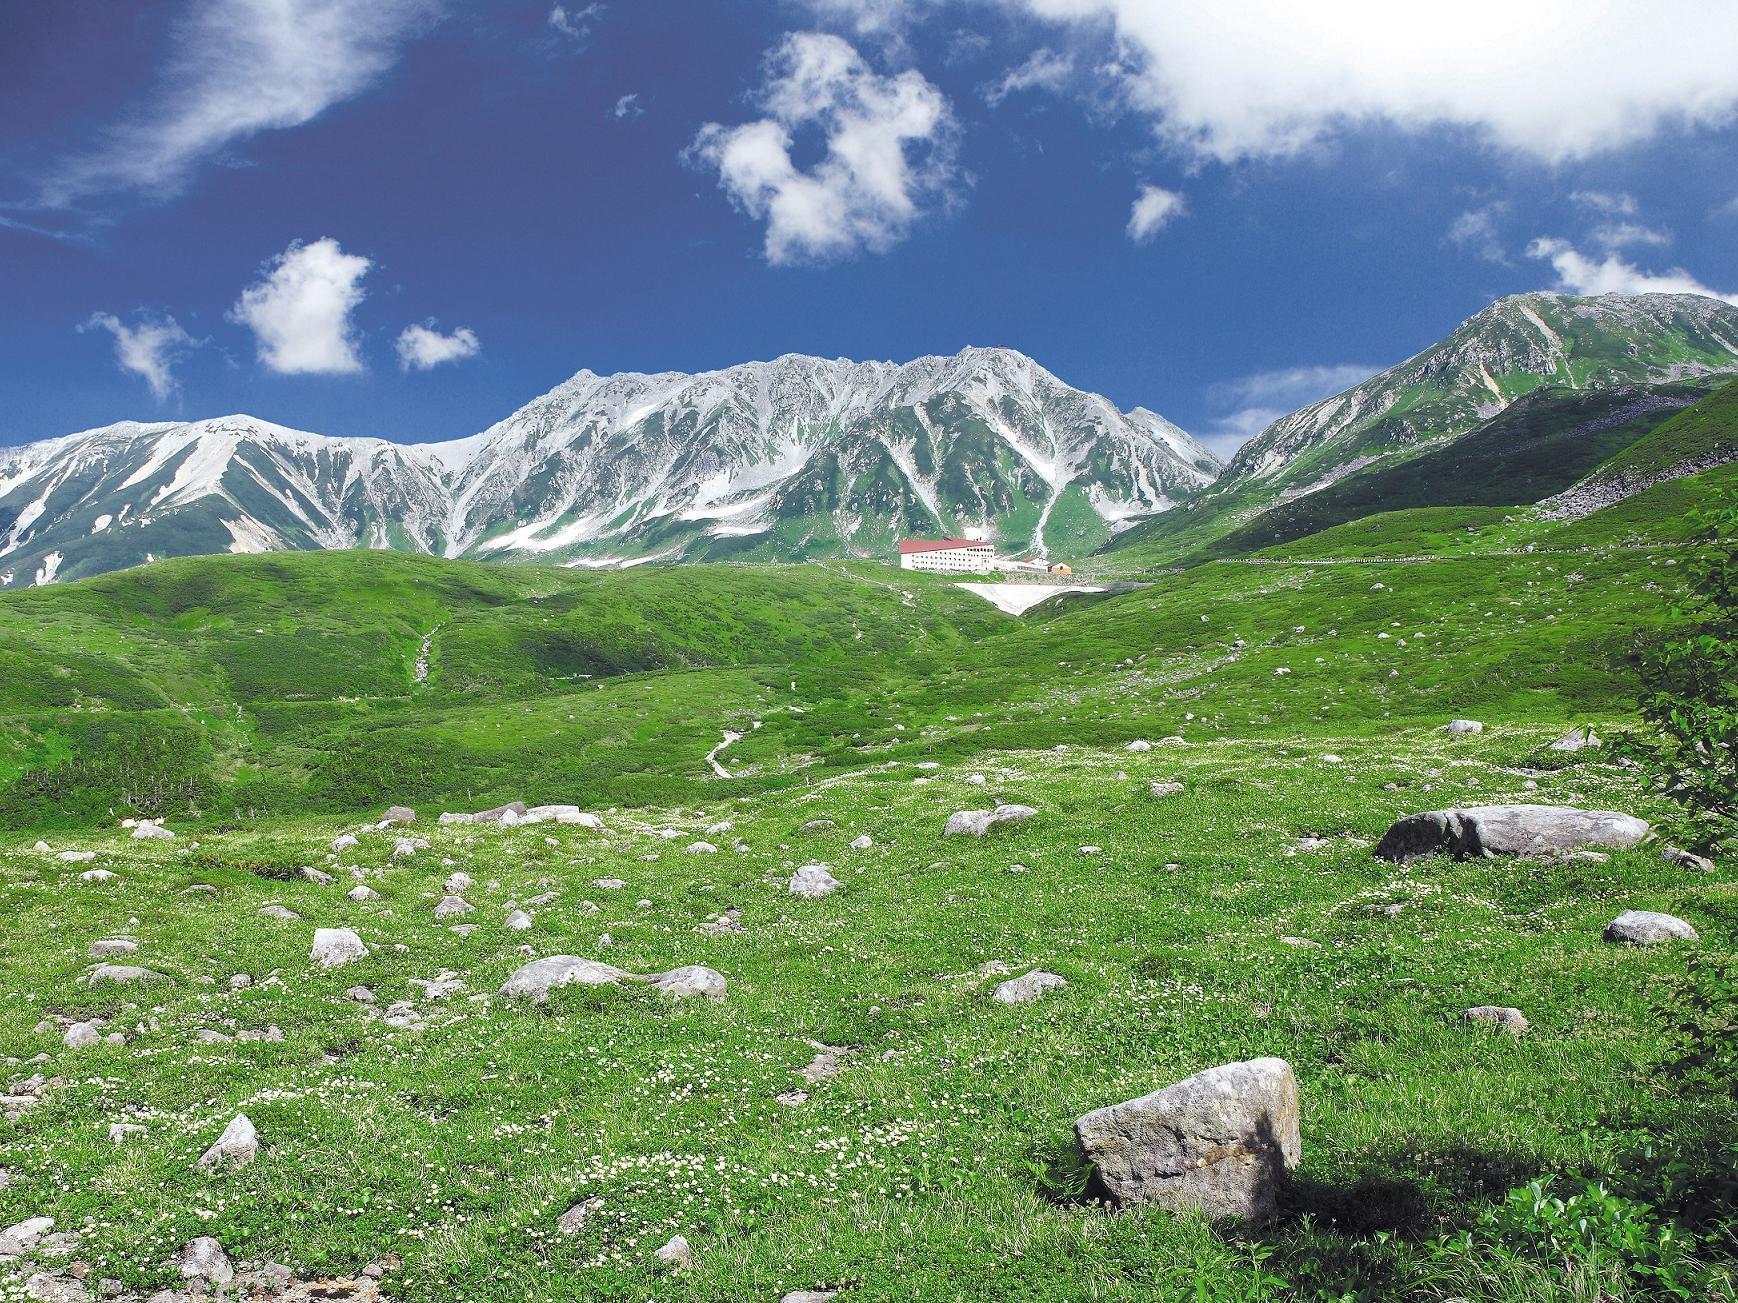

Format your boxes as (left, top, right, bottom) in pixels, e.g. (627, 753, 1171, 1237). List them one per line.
(230, 238, 373, 375)
(549, 3, 603, 40)
(611, 93, 644, 120)
(78, 313, 198, 400)
(1570, 190, 1638, 216)
(1589, 221, 1670, 251)
(689, 33, 957, 265)
(395, 321, 481, 371)
(1447, 203, 1509, 264)
(35, 0, 436, 209)
(801, 0, 927, 39)
(1203, 362, 1382, 458)
(1004, 0, 1738, 163)
(983, 49, 1074, 106)
(1527, 237, 1738, 306)
(1126, 184, 1184, 242)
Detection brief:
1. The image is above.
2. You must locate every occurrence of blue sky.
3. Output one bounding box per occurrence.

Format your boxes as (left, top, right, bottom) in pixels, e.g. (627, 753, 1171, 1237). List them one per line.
(4, 0, 1738, 457)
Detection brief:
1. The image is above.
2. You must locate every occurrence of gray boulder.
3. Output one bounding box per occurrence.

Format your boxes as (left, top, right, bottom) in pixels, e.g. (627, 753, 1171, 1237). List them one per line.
(1375, 804, 1648, 862)
(310, 927, 367, 968)
(943, 804, 1036, 837)
(380, 806, 416, 826)
(1075, 1057, 1300, 1222)
(198, 1114, 257, 1168)
(644, 966, 728, 1000)
(0, 1216, 54, 1256)
(789, 864, 841, 899)
(86, 964, 162, 987)
(131, 823, 174, 841)
(653, 1234, 694, 1269)
(1604, 910, 1698, 945)
(993, 970, 1067, 1005)
(1661, 846, 1716, 872)
(433, 895, 474, 920)
(87, 939, 137, 958)
(1445, 719, 1484, 735)
(1148, 781, 1185, 797)
(1549, 727, 1601, 752)
(1463, 1005, 1529, 1034)
(176, 1236, 234, 1288)
(498, 956, 630, 1002)
(473, 801, 529, 824)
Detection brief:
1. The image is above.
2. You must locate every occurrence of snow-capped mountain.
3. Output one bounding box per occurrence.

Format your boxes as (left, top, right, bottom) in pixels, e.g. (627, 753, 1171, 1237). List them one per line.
(1225, 292, 1738, 493)
(0, 347, 1220, 586)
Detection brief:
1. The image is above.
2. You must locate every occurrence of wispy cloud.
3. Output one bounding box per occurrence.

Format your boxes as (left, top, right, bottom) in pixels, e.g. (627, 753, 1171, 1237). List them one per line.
(1447, 203, 1510, 264)
(396, 321, 481, 371)
(1202, 362, 1382, 459)
(611, 93, 645, 120)
(982, 48, 1073, 106)
(230, 237, 374, 375)
(1527, 237, 1738, 306)
(1126, 184, 1184, 242)
(688, 33, 957, 266)
(28, 0, 437, 212)
(78, 312, 199, 400)
(548, 3, 603, 42)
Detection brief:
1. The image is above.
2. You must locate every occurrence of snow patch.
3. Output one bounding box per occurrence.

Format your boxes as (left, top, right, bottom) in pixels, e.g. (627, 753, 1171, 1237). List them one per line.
(954, 582, 1102, 615)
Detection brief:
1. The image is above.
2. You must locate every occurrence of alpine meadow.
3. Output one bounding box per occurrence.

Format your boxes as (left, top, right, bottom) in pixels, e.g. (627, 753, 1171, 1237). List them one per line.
(4, 4, 1738, 1303)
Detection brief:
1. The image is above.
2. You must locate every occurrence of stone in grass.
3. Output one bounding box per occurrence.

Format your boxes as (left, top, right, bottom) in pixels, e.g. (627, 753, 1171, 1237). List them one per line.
(301, 866, 334, 885)
(311, 927, 368, 968)
(259, 905, 301, 921)
(1549, 727, 1601, 753)
(434, 895, 474, 920)
(849, 834, 873, 850)
(558, 1197, 603, 1234)
(1603, 910, 1699, 945)
(1374, 805, 1649, 862)
(332, 834, 359, 851)
(132, 822, 175, 840)
(87, 939, 138, 958)
(653, 1234, 694, 1270)
(1661, 846, 1716, 873)
(380, 806, 416, 826)
(644, 966, 727, 1000)
(348, 885, 379, 902)
(1075, 1057, 1300, 1223)
(0, 1216, 54, 1256)
(86, 964, 163, 987)
(993, 970, 1067, 1005)
(788, 864, 841, 899)
(801, 819, 836, 832)
(1444, 719, 1484, 736)
(63, 1021, 102, 1049)
(781, 1291, 839, 1303)
(1463, 1006, 1529, 1034)
(1126, 739, 1152, 752)
(1149, 782, 1185, 797)
(177, 1236, 234, 1288)
(504, 909, 533, 931)
(943, 804, 1036, 837)
(198, 1114, 258, 1169)
(686, 841, 719, 855)
(498, 957, 631, 1003)
(445, 871, 474, 893)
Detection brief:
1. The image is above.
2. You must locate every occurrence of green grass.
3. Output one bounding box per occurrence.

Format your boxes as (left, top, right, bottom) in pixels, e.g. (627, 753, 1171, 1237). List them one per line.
(0, 472, 1734, 1300)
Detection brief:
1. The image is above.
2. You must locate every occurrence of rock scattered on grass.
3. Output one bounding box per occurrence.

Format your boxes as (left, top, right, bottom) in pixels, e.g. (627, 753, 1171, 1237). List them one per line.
(0, 1216, 54, 1256)
(259, 905, 300, 921)
(1463, 1005, 1529, 1034)
(198, 1113, 258, 1169)
(504, 909, 533, 931)
(654, 1234, 695, 1269)
(1444, 720, 1484, 735)
(86, 964, 162, 987)
(380, 806, 416, 826)
(434, 895, 474, 920)
(849, 834, 873, 850)
(1075, 1057, 1300, 1223)
(1603, 910, 1698, 945)
(132, 822, 174, 841)
(993, 970, 1067, 1005)
(311, 927, 368, 968)
(1126, 740, 1152, 752)
(943, 804, 1035, 837)
(177, 1235, 234, 1288)
(1375, 805, 1648, 862)
(1661, 846, 1715, 872)
(498, 957, 630, 1002)
(1549, 727, 1600, 752)
(789, 864, 841, 899)
(645, 966, 728, 1000)
(1148, 781, 1184, 797)
(87, 939, 137, 958)
(348, 885, 379, 902)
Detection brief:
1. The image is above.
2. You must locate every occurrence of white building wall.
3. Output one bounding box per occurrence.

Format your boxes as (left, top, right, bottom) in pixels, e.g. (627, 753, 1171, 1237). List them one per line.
(899, 546, 994, 574)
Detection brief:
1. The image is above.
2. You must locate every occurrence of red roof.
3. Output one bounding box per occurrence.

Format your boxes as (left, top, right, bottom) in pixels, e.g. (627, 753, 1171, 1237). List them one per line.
(898, 537, 992, 555)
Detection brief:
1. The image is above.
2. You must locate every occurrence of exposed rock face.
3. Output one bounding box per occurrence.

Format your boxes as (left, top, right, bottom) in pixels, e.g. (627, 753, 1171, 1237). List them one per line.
(198, 1114, 258, 1168)
(1463, 1005, 1530, 1034)
(1604, 910, 1699, 945)
(311, 928, 368, 968)
(944, 804, 1036, 836)
(1075, 1057, 1300, 1223)
(993, 970, 1067, 1005)
(498, 956, 630, 1002)
(1375, 805, 1649, 862)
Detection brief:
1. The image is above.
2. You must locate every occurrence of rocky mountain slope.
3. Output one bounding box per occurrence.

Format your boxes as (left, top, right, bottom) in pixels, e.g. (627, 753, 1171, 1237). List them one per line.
(0, 348, 1219, 586)
(1104, 292, 1738, 566)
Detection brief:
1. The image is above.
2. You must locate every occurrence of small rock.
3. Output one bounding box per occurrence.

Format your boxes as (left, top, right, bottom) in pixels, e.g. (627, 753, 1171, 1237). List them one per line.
(653, 1234, 694, 1270)
(645, 966, 727, 1000)
(993, 970, 1067, 1005)
(79, 869, 117, 883)
(348, 884, 379, 902)
(176, 1236, 233, 1287)
(434, 895, 474, 920)
(258, 905, 300, 921)
(1444, 720, 1484, 736)
(504, 909, 533, 931)
(198, 1114, 258, 1169)
(86, 964, 162, 987)
(331, 834, 359, 851)
(1464, 1006, 1529, 1034)
(1661, 846, 1715, 872)
(1549, 727, 1601, 753)
(381, 806, 416, 826)
(789, 864, 841, 899)
(346, 986, 377, 1003)
(300, 866, 334, 885)
(557, 1197, 603, 1233)
(1126, 740, 1152, 752)
(800, 819, 835, 832)
(943, 804, 1035, 837)
(63, 1022, 102, 1050)
(87, 939, 138, 958)
(849, 834, 873, 850)
(0, 1216, 54, 1256)
(1148, 781, 1184, 797)
(444, 871, 474, 894)
(310, 927, 368, 968)
(132, 823, 174, 841)
(1603, 910, 1698, 945)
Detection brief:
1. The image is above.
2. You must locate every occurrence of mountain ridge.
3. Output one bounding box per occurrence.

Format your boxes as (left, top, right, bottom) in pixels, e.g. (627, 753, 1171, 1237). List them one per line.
(0, 346, 1219, 586)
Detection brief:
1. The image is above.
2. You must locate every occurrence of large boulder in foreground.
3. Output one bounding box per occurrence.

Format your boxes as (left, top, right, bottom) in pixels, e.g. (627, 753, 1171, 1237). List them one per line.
(1604, 910, 1698, 945)
(1075, 1057, 1300, 1223)
(1375, 805, 1648, 862)
(498, 956, 630, 1002)
(944, 804, 1036, 837)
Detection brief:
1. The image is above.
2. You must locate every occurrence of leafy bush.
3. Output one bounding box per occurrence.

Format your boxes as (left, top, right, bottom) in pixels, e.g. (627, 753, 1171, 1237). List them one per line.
(1629, 495, 1738, 851)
